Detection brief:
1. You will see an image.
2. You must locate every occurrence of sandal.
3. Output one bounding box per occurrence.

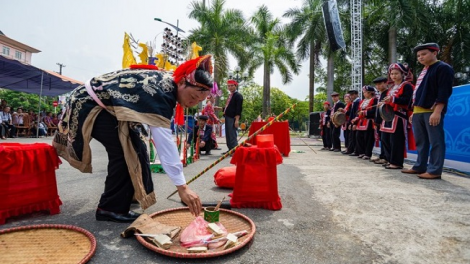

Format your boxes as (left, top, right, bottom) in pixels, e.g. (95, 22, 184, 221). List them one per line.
(385, 165, 403, 169)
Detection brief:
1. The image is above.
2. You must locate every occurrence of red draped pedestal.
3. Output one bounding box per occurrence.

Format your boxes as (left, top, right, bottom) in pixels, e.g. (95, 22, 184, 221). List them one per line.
(229, 145, 283, 210)
(247, 121, 291, 156)
(0, 143, 62, 224)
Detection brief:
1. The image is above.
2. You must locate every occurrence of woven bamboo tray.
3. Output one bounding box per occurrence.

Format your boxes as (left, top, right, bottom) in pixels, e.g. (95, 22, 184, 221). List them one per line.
(0, 224, 96, 264)
(136, 207, 256, 258)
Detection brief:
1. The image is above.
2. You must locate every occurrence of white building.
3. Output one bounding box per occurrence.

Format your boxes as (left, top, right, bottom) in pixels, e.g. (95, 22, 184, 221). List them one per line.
(0, 30, 40, 64)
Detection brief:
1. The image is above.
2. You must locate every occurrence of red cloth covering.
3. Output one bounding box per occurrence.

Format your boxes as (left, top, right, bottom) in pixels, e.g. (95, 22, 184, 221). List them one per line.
(174, 103, 185, 125)
(0, 143, 62, 224)
(213, 166, 237, 189)
(229, 145, 283, 210)
(129, 64, 159, 70)
(247, 121, 291, 156)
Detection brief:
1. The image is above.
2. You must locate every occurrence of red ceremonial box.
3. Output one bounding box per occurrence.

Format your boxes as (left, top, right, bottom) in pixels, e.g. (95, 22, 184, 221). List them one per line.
(0, 143, 62, 224)
(247, 121, 291, 156)
(229, 144, 283, 210)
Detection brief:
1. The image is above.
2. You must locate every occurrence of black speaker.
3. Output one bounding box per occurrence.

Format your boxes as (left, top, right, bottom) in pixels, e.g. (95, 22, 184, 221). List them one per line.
(309, 112, 321, 137)
(322, 0, 345, 52)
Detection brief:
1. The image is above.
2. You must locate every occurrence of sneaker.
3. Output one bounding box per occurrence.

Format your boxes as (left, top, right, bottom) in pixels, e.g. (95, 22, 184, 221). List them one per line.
(358, 154, 365, 158)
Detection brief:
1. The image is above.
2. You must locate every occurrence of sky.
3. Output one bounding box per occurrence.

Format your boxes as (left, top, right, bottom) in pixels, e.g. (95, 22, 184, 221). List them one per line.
(1, 0, 314, 100)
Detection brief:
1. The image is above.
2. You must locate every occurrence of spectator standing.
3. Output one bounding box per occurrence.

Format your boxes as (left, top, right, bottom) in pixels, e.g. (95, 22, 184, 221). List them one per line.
(402, 43, 454, 179)
(222, 79, 243, 154)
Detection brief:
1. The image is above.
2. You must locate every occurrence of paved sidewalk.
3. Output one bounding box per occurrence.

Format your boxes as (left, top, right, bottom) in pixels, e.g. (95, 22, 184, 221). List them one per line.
(1, 136, 469, 263)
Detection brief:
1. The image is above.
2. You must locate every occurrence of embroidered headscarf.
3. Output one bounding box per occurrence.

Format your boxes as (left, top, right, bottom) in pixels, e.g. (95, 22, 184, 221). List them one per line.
(388, 63, 413, 82)
(173, 55, 213, 90)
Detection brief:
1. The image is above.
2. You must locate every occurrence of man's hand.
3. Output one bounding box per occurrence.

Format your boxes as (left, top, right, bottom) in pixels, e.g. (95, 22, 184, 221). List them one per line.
(429, 112, 441, 126)
(234, 119, 239, 128)
(177, 185, 202, 217)
(409, 113, 413, 124)
(200, 141, 206, 148)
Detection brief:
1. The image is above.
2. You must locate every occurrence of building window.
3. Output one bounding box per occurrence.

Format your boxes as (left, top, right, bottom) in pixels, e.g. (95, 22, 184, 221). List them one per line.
(15, 51, 22, 60)
(2, 46, 10, 56)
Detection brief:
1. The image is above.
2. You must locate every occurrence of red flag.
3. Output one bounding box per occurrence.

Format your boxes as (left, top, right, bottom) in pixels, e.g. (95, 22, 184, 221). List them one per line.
(175, 103, 185, 125)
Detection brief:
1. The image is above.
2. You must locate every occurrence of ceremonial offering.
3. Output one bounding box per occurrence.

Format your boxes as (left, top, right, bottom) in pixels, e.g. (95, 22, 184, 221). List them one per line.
(204, 207, 220, 223)
(0, 224, 96, 264)
(135, 207, 255, 258)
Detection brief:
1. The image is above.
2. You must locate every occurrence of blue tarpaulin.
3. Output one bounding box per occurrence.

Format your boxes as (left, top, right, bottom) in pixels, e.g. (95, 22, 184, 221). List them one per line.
(0, 55, 82, 97)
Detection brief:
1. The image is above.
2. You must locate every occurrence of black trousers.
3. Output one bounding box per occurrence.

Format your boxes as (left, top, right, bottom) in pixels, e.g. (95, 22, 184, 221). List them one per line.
(343, 128, 350, 151)
(356, 122, 375, 157)
(330, 125, 341, 150)
(91, 110, 154, 213)
(1, 123, 16, 137)
(321, 126, 331, 148)
(199, 138, 214, 154)
(349, 129, 357, 153)
(381, 119, 405, 167)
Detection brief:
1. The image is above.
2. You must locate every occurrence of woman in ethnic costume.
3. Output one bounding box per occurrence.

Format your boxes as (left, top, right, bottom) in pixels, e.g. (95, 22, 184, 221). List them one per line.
(53, 55, 213, 222)
(201, 95, 220, 149)
(352, 86, 378, 160)
(380, 63, 414, 170)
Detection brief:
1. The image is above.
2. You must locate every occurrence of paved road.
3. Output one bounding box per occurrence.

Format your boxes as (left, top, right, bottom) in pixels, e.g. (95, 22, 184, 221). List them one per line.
(2, 136, 469, 264)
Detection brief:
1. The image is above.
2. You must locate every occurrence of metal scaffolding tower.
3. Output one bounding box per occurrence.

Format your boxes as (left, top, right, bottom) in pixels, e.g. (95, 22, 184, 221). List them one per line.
(350, 0, 362, 95)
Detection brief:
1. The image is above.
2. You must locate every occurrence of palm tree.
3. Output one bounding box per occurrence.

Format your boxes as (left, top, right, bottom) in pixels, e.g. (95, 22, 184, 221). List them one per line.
(284, 0, 326, 113)
(365, 0, 426, 64)
(247, 5, 300, 117)
(187, 0, 251, 92)
(426, 0, 470, 72)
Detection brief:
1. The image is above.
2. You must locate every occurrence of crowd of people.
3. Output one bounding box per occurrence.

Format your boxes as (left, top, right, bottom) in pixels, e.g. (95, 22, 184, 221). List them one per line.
(320, 42, 454, 180)
(0, 99, 59, 139)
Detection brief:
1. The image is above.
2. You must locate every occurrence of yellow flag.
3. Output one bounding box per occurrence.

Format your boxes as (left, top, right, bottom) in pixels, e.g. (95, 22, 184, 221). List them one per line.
(191, 42, 202, 59)
(122, 32, 136, 68)
(155, 53, 177, 71)
(138, 43, 149, 65)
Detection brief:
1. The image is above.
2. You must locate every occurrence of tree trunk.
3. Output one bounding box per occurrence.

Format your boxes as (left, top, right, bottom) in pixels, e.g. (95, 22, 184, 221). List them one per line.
(388, 27, 397, 64)
(326, 52, 334, 103)
(262, 61, 271, 118)
(308, 41, 315, 113)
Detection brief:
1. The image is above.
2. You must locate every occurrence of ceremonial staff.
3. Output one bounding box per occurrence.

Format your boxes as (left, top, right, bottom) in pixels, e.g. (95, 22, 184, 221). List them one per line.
(167, 103, 297, 199)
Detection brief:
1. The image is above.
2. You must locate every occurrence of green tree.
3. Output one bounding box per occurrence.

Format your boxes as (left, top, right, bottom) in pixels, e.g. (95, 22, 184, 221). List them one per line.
(426, 0, 470, 74)
(365, 0, 426, 64)
(0, 89, 56, 113)
(188, 0, 251, 95)
(247, 5, 300, 118)
(283, 0, 326, 113)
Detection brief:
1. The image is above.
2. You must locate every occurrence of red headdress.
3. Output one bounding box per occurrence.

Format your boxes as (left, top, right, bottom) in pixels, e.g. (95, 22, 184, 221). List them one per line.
(227, 79, 238, 86)
(173, 55, 213, 90)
